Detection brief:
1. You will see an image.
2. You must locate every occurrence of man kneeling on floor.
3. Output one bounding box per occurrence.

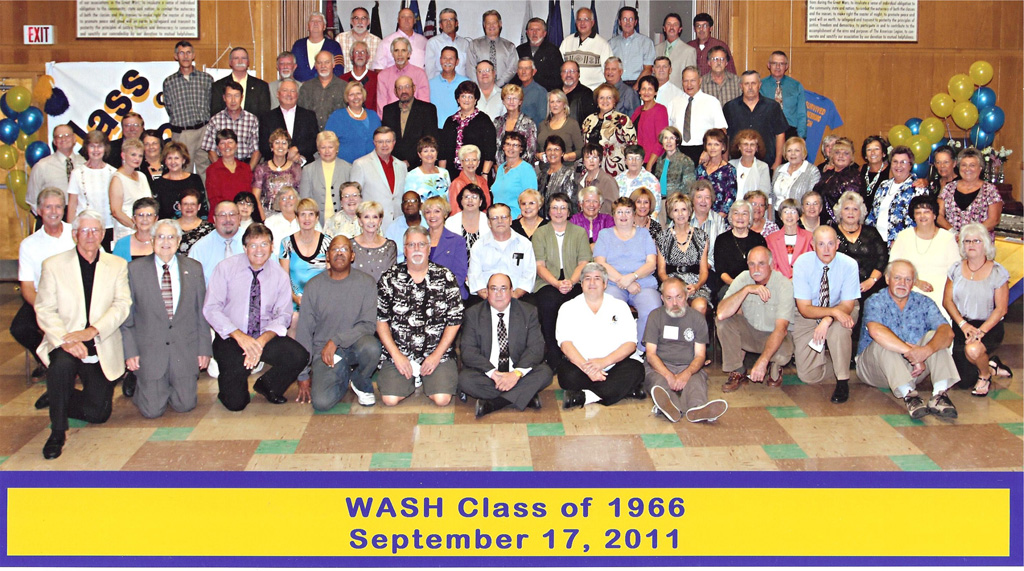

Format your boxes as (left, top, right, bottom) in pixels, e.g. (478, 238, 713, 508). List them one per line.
(556, 262, 645, 409)
(716, 246, 795, 392)
(856, 259, 961, 419)
(458, 273, 553, 417)
(644, 278, 727, 423)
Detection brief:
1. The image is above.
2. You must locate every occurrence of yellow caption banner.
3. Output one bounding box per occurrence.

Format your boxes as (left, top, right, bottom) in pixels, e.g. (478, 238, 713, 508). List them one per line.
(8, 487, 1009, 557)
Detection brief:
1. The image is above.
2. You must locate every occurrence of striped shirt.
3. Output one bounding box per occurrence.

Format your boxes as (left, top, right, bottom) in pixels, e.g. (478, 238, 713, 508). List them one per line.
(200, 109, 260, 160)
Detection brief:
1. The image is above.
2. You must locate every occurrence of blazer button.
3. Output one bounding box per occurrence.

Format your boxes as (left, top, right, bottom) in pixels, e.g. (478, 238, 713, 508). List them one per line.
(166, 342, 170, 345)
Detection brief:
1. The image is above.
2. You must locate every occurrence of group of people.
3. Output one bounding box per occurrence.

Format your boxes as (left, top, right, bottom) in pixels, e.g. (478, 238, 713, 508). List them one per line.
(13, 6, 1011, 460)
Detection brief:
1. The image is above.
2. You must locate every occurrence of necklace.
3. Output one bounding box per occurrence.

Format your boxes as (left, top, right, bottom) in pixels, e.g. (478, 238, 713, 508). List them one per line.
(347, 107, 366, 119)
(864, 164, 885, 192)
(966, 259, 987, 279)
(675, 225, 693, 251)
(913, 230, 936, 256)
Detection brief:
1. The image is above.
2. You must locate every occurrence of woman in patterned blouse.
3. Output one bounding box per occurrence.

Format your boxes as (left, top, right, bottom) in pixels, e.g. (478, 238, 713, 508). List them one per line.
(937, 147, 1003, 239)
(695, 128, 736, 217)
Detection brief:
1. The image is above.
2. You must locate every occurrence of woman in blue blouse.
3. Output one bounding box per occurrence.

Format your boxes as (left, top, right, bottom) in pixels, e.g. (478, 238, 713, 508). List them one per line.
(112, 197, 159, 262)
(695, 128, 737, 217)
(490, 131, 538, 219)
(422, 196, 469, 300)
(324, 81, 381, 164)
(280, 198, 330, 334)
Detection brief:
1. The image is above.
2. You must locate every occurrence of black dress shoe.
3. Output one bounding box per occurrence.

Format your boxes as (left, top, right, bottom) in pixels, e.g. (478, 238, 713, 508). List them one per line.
(562, 389, 585, 409)
(527, 393, 542, 410)
(30, 365, 47, 378)
(43, 431, 65, 460)
(122, 372, 137, 398)
(458, 390, 468, 403)
(830, 381, 850, 404)
(34, 391, 50, 410)
(253, 378, 287, 404)
(629, 385, 647, 400)
(475, 398, 508, 418)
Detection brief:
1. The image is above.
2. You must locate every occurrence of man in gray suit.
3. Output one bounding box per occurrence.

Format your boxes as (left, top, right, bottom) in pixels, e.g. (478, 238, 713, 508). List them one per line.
(458, 273, 552, 418)
(351, 126, 408, 233)
(298, 131, 352, 219)
(122, 219, 213, 418)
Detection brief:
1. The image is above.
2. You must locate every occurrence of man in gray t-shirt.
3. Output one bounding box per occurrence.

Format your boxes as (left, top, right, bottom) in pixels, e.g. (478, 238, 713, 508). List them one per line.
(716, 246, 795, 393)
(643, 278, 727, 423)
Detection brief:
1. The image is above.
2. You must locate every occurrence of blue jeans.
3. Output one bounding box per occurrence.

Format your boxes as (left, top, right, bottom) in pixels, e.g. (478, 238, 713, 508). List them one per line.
(605, 284, 662, 347)
(310, 335, 382, 411)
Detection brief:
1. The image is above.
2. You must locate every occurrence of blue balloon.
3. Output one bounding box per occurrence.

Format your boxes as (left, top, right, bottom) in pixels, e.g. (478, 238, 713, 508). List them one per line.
(969, 126, 994, 148)
(912, 161, 930, 179)
(931, 138, 949, 154)
(16, 107, 43, 136)
(25, 140, 51, 167)
(0, 93, 19, 119)
(978, 106, 1005, 132)
(970, 87, 996, 110)
(905, 117, 922, 135)
(0, 118, 18, 145)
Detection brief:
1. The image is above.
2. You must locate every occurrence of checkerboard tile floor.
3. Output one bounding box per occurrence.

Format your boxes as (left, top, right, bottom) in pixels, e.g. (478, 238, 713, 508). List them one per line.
(1, 284, 1020, 472)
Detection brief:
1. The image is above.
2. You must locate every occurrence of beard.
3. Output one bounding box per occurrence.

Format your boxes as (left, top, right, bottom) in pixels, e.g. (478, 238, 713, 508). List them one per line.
(665, 305, 686, 318)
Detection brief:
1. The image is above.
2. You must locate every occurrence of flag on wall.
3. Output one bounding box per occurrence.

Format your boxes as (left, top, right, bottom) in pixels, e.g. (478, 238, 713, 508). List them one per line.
(569, 0, 576, 34)
(612, 0, 624, 36)
(590, 0, 598, 34)
(548, 0, 564, 46)
(370, 1, 382, 38)
(423, 0, 436, 38)
(409, 0, 423, 34)
(521, 0, 533, 44)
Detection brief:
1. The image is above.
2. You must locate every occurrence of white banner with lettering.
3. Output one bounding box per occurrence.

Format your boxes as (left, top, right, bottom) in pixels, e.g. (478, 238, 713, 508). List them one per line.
(45, 61, 233, 148)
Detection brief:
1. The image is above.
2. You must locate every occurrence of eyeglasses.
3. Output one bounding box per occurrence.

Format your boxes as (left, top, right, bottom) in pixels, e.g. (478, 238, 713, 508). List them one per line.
(962, 239, 983, 245)
(891, 159, 912, 166)
(54, 133, 74, 139)
(215, 212, 239, 218)
(329, 246, 351, 253)
(406, 241, 429, 250)
(489, 215, 511, 221)
(403, 198, 420, 204)
(123, 122, 143, 128)
(709, 57, 726, 62)
(246, 242, 271, 250)
(561, 69, 578, 75)
(77, 228, 103, 235)
(342, 193, 362, 200)
(134, 212, 156, 219)
(155, 234, 178, 241)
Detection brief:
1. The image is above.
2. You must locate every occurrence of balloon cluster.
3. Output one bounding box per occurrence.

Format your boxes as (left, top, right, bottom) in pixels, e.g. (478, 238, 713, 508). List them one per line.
(887, 61, 1003, 178)
(1, 86, 49, 211)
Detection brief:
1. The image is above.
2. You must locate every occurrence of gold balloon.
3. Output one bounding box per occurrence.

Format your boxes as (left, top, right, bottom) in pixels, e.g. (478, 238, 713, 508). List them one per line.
(0, 144, 17, 170)
(888, 125, 912, 147)
(969, 60, 994, 86)
(908, 135, 931, 164)
(952, 101, 979, 130)
(14, 130, 37, 151)
(947, 73, 975, 102)
(930, 93, 954, 118)
(919, 118, 945, 145)
(7, 169, 28, 196)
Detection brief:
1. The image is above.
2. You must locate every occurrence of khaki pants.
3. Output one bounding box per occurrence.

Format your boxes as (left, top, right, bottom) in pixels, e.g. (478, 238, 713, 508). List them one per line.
(856, 330, 960, 395)
(791, 303, 858, 384)
(717, 313, 794, 373)
(172, 127, 209, 181)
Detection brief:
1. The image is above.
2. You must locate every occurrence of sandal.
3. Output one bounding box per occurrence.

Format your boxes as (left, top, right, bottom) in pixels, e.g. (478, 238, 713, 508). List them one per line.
(972, 376, 992, 397)
(989, 356, 1013, 379)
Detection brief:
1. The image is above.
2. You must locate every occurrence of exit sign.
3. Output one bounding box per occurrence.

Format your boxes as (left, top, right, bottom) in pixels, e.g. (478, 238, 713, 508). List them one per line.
(24, 25, 55, 45)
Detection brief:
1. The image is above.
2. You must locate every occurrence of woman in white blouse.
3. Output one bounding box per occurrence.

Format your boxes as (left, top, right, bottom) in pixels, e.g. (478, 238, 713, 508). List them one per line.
(771, 136, 821, 212)
(66, 129, 117, 249)
(729, 129, 772, 202)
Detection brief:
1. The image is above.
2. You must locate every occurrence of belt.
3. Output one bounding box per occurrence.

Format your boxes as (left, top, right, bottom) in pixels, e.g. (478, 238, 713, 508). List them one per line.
(623, 79, 637, 87)
(170, 121, 208, 133)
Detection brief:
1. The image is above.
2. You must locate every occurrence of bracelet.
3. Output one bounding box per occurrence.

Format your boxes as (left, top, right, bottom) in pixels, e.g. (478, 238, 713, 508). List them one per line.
(633, 272, 639, 280)
(957, 319, 968, 328)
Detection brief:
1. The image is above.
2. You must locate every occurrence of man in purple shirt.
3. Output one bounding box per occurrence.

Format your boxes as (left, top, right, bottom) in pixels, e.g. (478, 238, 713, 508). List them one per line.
(203, 223, 309, 410)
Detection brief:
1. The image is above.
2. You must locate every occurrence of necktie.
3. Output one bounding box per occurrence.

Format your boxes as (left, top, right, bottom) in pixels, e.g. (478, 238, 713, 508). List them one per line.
(247, 268, 262, 337)
(489, 41, 497, 68)
(682, 96, 693, 142)
(224, 239, 233, 260)
(774, 79, 784, 107)
(497, 312, 509, 372)
(161, 263, 174, 319)
(65, 157, 74, 182)
(818, 265, 830, 308)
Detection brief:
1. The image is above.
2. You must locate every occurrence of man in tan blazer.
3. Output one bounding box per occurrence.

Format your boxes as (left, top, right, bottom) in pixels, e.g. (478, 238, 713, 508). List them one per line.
(35, 210, 132, 459)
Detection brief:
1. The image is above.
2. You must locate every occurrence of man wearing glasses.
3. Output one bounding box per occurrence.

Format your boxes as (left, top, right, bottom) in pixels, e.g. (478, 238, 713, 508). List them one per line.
(687, 13, 736, 76)
(297, 235, 381, 410)
(468, 203, 536, 304)
(377, 227, 464, 407)
(700, 46, 742, 107)
(608, 6, 655, 87)
(79, 113, 144, 168)
(188, 201, 244, 284)
(759, 50, 807, 139)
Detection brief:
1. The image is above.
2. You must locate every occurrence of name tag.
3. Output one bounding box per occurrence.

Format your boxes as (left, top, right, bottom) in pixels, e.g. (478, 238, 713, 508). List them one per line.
(663, 326, 679, 340)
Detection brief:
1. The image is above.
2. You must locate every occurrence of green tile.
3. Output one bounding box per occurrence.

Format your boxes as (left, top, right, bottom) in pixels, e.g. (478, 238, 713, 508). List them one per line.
(881, 414, 926, 427)
(149, 427, 193, 441)
(527, 423, 565, 437)
(554, 389, 564, 400)
(890, 454, 940, 471)
(642, 433, 683, 448)
(999, 422, 1023, 436)
(370, 452, 412, 469)
(418, 413, 454, 425)
(766, 406, 807, 419)
(50, 419, 88, 430)
(990, 388, 1022, 401)
(762, 444, 807, 460)
(781, 373, 803, 386)
(255, 440, 299, 454)
(0, 456, 8, 466)
(314, 402, 351, 415)
(493, 466, 533, 471)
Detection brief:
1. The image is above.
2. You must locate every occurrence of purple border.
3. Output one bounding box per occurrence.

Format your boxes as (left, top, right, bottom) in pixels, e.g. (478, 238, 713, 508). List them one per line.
(2, 470, 1021, 567)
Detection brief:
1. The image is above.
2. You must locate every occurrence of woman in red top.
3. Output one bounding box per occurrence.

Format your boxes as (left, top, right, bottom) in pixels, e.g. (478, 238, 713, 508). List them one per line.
(204, 128, 253, 222)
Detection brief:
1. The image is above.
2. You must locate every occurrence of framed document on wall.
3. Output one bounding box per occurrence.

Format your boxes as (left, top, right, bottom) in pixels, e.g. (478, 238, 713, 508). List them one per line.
(77, 0, 199, 38)
(806, 0, 918, 42)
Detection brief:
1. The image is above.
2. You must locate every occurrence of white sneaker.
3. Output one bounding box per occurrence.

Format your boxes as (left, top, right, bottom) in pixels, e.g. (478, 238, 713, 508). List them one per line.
(252, 361, 265, 374)
(206, 358, 219, 379)
(685, 399, 728, 423)
(651, 385, 681, 423)
(350, 382, 376, 406)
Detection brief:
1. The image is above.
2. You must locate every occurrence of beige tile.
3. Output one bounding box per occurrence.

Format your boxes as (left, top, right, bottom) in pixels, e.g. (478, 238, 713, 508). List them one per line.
(648, 445, 779, 471)
(123, 440, 259, 470)
(188, 415, 310, 441)
(897, 424, 1024, 470)
(774, 456, 901, 471)
(776, 416, 923, 458)
(412, 424, 531, 468)
(560, 403, 675, 436)
(246, 453, 373, 471)
(1, 427, 153, 470)
(531, 435, 654, 470)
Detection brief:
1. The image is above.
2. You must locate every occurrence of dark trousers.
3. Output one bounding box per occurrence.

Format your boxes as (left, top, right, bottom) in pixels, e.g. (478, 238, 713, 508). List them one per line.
(557, 357, 643, 405)
(46, 349, 115, 431)
(458, 364, 553, 410)
(10, 302, 43, 364)
(212, 335, 309, 411)
(532, 284, 582, 369)
(680, 144, 704, 167)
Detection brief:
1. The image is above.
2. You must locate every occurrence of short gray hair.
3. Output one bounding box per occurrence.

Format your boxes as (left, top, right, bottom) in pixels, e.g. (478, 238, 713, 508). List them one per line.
(72, 210, 104, 231)
(958, 222, 996, 260)
(391, 37, 411, 52)
(37, 187, 66, 208)
(404, 225, 430, 243)
(885, 259, 918, 283)
(151, 218, 183, 240)
(581, 262, 608, 284)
